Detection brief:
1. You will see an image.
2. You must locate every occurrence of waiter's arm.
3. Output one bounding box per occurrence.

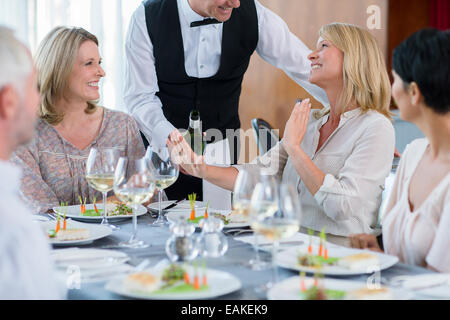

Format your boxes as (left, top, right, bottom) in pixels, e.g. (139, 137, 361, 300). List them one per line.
(124, 4, 176, 147)
(254, 0, 329, 107)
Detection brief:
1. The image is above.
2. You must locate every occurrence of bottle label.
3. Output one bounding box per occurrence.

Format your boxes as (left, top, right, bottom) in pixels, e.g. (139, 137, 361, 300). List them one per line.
(190, 119, 200, 130)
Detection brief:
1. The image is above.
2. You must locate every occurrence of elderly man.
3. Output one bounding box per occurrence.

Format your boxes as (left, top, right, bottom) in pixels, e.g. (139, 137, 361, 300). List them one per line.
(0, 26, 63, 299)
(125, 0, 327, 200)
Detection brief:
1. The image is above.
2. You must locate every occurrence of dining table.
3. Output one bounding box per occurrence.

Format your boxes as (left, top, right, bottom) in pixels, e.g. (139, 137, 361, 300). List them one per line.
(50, 210, 443, 301)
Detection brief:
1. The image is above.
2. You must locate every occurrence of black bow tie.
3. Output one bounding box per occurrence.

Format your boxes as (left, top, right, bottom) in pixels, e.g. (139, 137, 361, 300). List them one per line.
(190, 18, 221, 28)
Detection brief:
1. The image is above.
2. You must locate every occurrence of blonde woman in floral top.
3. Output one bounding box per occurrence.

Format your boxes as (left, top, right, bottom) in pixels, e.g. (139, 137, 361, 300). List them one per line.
(12, 27, 145, 212)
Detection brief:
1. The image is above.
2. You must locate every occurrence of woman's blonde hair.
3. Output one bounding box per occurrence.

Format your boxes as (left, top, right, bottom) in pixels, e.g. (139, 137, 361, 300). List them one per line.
(319, 23, 392, 119)
(35, 26, 99, 125)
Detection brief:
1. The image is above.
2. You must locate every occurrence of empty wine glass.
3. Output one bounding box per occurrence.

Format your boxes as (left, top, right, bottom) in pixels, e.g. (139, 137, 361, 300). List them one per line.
(86, 147, 121, 230)
(146, 145, 179, 226)
(114, 157, 156, 248)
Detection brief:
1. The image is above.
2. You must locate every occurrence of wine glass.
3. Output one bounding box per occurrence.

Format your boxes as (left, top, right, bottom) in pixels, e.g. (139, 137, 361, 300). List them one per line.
(86, 147, 121, 230)
(113, 157, 156, 248)
(233, 168, 269, 270)
(146, 145, 179, 226)
(252, 182, 302, 291)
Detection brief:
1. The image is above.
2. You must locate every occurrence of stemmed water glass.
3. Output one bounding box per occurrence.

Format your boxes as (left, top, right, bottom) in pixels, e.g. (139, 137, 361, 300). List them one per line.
(86, 147, 121, 230)
(113, 157, 156, 248)
(146, 145, 179, 226)
(233, 168, 269, 270)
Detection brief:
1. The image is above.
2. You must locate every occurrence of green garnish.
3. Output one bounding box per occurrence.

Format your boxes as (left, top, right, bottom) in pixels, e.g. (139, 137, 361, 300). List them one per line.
(186, 213, 230, 225)
(301, 286, 347, 300)
(47, 229, 57, 238)
(298, 254, 340, 268)
(153, 283, 209, 294)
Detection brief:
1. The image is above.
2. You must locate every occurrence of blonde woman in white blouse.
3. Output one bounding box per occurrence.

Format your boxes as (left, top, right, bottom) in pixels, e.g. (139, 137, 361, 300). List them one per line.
(350, 29, 450, 272)
(169, 23, 395, 246)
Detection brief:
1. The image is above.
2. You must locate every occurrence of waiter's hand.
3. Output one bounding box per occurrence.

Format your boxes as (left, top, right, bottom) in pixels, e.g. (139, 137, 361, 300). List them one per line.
(282, 99, 311, 155)
(167, 131, 207, 179)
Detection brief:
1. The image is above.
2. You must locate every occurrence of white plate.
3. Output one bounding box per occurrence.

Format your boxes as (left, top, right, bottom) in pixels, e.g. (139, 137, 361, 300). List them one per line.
(166, 209, 249, 229)
(147, 200, 207, 213)
(105, 268, 242, 300)
(277, 245, 399, 276)
(267, 276, 412, 300)
(41, 220, 112, 246)
(51, 248, 129, 269)
(53, 204, 147, 222)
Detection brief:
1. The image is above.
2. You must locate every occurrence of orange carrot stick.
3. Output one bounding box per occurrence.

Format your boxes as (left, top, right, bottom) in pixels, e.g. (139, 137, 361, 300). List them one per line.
(184, 272, 190, 284)
(300, 272, 306, 292)
(194, 275, 200, 290)
(324, 247, 328, 260)
(318, 244, 323, 257)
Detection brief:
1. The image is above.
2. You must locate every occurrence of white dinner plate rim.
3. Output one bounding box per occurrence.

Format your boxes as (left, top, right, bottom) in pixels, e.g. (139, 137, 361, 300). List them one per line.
(276, 246, 399, 276)
(53, 204, 147, 222)
(267, 276, 413, 300)
(104, 268, 242, 300)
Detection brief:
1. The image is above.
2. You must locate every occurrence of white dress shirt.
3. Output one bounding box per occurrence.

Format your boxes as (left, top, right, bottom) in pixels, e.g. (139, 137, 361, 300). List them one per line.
(124, 0, 328, 147)
(236, 108, 395, 237)
(0, 161, 64, 299)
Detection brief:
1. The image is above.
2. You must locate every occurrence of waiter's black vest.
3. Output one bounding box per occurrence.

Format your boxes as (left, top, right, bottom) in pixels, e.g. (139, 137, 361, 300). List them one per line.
(143, 0, 258, 137)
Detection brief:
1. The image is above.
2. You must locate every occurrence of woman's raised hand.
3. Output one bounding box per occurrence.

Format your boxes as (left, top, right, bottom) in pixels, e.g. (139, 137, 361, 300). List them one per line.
(282, 98, 311, 155)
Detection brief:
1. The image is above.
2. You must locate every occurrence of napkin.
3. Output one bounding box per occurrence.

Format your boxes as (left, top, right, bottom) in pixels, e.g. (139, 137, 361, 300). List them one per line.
(391, 273, 450, 297)
(235, 232, 339, 249)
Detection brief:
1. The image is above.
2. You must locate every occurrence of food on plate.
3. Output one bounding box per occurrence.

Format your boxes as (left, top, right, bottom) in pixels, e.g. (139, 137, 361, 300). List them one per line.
(125, 263, 210, 295)
(161, 264, 186, 286)
(337, 253, 380, 270)
(124, 272, 161, 293)
(298, 229, 339, 268)
(302, 285, 347, 300)
(299, 272, 391, 300)
(346, 287, 393, 300)
(227, 212, 247, 223)
(109, 203, 132, 216)
(188, 193, 197, 220)
(47, 204, 89, 241)
(55, 228, 89, 241)
(186, 213, 230, 225)
(300, 272, 346, 300)
(297, 254, 339, 268)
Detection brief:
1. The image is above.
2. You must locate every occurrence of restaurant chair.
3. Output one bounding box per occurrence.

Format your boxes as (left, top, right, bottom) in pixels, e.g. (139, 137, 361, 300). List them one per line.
(251, 118, 280, 156)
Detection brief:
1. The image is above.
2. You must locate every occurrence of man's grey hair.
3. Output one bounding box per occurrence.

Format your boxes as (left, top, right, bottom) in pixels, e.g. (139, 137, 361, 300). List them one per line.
(0, 26, 32, 93)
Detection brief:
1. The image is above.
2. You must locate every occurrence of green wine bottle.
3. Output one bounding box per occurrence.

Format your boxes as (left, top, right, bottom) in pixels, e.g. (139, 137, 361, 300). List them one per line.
(184, 109, 205, 155)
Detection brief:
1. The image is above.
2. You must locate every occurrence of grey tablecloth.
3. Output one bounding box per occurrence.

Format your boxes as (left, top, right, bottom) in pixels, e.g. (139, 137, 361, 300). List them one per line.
(62, 213, 436, 300)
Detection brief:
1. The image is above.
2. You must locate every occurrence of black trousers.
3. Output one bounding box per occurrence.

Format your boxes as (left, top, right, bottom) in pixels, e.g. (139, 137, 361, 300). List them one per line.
(141, 130, 240, 201)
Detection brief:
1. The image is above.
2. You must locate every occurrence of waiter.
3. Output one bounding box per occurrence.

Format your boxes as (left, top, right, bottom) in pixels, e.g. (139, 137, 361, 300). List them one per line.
(124, 0, 327, 200)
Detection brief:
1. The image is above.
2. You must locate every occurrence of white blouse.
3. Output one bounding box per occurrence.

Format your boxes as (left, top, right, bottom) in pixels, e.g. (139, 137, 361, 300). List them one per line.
(237, 108, 395, 237)
(382, 138, 450, 272)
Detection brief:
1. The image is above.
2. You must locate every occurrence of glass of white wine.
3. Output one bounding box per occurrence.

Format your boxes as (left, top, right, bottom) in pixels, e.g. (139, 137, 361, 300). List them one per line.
(233, 168, 270, 270)
(251, 182, 302, 291)
(114, 157, 156, 248)
(146, 145, 179, 226)
(86, 147, 120, 230)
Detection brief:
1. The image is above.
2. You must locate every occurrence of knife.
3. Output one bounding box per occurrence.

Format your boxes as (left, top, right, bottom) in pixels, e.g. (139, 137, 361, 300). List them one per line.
(161, 198, 186, 211)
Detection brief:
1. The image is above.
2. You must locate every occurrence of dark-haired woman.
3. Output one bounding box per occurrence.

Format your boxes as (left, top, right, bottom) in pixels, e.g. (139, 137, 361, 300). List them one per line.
(350, 28, 450, 273)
